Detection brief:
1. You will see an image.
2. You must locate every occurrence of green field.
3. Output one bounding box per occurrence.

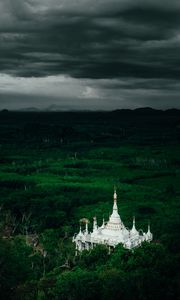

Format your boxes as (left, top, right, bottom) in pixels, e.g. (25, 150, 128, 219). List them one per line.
(0, 109, 179, 299)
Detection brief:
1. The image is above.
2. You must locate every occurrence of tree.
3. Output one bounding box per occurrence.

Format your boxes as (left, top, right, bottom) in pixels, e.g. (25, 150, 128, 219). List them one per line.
(54, 268, 101, 300)
(79, 245, 109, 269)
(0, 237, 32, 299)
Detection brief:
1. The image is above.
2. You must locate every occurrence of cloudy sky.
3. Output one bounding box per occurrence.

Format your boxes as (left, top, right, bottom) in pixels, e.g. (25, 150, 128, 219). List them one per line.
(0, 0, 180, 110)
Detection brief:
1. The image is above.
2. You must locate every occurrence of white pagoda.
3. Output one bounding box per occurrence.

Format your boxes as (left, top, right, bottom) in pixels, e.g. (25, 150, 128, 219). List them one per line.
(73, 189, 152, 252)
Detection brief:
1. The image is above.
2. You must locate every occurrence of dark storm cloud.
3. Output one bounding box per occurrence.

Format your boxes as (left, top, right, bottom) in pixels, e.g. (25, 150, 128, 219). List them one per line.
(0, 0, 180, 110)
(0, 0, 180, 79)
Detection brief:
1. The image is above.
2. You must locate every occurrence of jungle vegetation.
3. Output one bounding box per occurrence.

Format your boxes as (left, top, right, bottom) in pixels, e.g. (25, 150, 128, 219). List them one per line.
(0, 109, 179, 299)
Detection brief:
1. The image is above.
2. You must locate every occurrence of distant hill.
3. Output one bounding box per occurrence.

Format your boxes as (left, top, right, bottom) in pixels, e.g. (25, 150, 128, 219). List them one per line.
(134, 107, 161, 114)
(112, 107, 180, 115)
(1, 109, 9, 113)
(164, 108, 180, 115)
(1, 107, 180, 115)
(19, 107, 40, 112)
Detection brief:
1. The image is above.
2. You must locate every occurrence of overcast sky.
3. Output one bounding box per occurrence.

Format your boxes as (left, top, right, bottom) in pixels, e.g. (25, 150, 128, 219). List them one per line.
(0, 0, 180, 110)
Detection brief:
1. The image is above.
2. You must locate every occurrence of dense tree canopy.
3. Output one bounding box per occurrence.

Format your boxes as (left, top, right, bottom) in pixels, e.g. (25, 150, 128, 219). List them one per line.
(0, 111, 179, 299)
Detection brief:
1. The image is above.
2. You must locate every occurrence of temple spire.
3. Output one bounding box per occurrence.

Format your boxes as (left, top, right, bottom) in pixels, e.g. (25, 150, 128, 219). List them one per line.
(113, 186, 118, 211)
(146, 221, 153, 240)
(85, 221, 88, 234)
(114, 186, 117, 201)
(133, 216, 136, 229)
(93, 216, 97, 231)
(131, 216, 138, 235)
(101, 218, 105, 228)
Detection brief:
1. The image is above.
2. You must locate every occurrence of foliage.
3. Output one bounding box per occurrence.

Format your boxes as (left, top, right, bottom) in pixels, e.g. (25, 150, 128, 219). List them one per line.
(0, 110, 179, 299)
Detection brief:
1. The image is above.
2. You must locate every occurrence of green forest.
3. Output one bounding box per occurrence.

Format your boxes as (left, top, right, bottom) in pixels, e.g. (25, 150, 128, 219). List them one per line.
(0, 109, 179, 300)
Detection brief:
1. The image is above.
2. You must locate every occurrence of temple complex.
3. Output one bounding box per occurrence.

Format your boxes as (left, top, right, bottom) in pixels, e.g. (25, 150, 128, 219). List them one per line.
(73, 189, 153, 252)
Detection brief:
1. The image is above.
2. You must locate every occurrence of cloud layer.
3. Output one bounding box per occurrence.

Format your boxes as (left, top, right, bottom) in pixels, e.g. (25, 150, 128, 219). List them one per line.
(0, 0, 180, 109)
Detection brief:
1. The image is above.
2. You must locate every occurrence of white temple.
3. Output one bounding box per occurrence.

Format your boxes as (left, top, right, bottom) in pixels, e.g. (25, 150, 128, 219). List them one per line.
(73, 189, 153, 252)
